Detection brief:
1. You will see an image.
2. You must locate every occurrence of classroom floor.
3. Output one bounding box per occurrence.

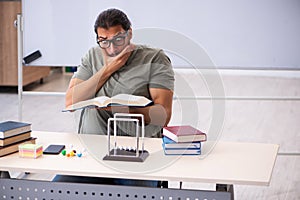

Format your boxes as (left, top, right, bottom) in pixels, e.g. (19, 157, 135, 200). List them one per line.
(0, 68, 299, 200)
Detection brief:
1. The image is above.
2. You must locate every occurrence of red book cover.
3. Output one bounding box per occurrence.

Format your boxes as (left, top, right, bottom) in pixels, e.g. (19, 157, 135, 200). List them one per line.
(163, 125, 207, 143)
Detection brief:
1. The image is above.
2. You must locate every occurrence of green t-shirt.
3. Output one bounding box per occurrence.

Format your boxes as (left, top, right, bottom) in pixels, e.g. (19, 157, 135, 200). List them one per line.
(73, 45, 174, 137)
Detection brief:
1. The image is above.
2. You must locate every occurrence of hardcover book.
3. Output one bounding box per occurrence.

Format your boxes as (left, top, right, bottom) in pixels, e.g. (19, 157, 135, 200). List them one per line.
(162, 144, 201, 155)
(63, 94, 152, 112)
(162, 125, 207, 143)
(0, 131, 31, 146)
(0, 121, 31, 139)
(0, 137, 36, 157)
(162, 136, 201, 149)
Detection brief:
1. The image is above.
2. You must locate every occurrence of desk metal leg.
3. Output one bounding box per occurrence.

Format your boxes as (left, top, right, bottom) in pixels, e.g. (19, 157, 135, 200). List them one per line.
(216, 184, 234, 200)
(158, 180, 168, 188)
(0, 171, 10, 178)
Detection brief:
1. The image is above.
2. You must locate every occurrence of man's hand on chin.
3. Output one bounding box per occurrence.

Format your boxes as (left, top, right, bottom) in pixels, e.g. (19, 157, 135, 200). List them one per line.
(103, 44, 135, 67)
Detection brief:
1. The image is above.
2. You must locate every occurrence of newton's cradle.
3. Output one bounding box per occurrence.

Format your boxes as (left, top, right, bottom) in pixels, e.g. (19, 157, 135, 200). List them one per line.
(103, 113, 149, 162)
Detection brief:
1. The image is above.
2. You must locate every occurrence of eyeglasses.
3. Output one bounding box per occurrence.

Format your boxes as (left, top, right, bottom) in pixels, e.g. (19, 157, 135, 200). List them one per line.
(97, 31, 128, 49)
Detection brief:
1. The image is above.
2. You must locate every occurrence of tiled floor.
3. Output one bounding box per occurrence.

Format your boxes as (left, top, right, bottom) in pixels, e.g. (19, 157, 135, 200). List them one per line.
(1, 68, 299, 199)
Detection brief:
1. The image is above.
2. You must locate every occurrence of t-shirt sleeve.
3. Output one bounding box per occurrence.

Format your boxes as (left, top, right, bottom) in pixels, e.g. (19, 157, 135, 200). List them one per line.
(72, 48, 96, 81)
(72, 54, 93, 80)
(149, 50, 175, 90)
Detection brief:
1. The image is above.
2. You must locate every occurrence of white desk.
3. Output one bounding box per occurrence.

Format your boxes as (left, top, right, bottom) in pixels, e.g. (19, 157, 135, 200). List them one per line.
(0, 131, 279, 200)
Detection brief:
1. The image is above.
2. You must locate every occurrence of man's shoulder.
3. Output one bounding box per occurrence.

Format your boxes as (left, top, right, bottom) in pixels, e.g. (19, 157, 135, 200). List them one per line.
(134, 45, 169, 62)
(135, 45, 164, 55)
(82, 46, 103, 62)
(87, 46, 102, 55)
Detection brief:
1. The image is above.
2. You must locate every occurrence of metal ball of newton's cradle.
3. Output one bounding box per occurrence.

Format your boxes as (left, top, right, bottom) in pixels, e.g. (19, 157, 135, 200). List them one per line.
(103, 113, 149, 162)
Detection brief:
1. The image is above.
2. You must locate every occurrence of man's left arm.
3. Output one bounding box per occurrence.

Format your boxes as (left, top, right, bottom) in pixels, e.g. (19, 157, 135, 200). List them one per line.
(130, 88, 173, 127)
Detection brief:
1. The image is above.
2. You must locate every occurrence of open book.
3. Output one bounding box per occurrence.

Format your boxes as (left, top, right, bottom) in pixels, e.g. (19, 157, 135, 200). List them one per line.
(63, 94, 152, 112)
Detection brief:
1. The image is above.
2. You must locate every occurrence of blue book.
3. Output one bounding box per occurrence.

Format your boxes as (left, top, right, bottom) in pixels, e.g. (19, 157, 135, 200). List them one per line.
(162, 137, 201, 149)
(162, 137, 201, 155)
(0, 121, 31, 139)
(162, 143, 201, 155)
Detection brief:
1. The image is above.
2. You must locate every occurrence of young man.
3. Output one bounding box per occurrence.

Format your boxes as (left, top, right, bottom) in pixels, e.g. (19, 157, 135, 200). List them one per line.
(65, 8, 174, 137)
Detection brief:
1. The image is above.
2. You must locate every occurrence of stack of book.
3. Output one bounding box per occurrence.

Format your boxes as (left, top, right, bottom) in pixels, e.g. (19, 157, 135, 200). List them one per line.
(162, 125, 207, 155)
(0, 121, 36, 157)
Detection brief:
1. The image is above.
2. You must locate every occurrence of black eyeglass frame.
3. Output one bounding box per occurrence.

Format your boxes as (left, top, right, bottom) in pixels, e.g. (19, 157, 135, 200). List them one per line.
(96, 31, 129, 49)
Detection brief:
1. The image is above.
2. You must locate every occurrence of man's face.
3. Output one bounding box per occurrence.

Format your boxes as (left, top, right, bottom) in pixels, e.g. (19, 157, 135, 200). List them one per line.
(96, 25, 131, 57)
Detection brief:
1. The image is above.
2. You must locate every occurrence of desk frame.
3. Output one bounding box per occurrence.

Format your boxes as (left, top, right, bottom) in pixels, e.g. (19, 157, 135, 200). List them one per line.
(0, 177, 232, 200)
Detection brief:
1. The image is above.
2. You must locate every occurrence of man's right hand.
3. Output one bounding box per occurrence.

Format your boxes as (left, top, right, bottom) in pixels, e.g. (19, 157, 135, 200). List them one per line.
(103, 44, 135, 74)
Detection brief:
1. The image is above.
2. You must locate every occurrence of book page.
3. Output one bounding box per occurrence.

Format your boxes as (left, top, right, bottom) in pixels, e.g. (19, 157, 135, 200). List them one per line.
(93, 96, 110, 107)
(110, 94, 151, 106)
(65, 96, 110, 111)
(64, 94, 151, 111)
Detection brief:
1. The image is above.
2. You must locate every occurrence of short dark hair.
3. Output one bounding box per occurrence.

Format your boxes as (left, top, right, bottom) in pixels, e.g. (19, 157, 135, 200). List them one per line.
(94, 8, 131, 35)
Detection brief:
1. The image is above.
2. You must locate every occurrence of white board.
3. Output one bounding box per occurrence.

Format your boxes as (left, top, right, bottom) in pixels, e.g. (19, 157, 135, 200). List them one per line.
(22, 0, 300, 69)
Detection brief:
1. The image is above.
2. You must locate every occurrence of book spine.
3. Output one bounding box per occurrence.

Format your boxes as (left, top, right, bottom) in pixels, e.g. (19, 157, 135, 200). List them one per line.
(163, 149, 201, 155)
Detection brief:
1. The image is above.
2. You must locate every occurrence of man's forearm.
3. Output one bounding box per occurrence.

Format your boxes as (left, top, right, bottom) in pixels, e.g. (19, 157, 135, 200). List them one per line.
(65, 67, 111, 106)
(130, 104, 171, 127)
